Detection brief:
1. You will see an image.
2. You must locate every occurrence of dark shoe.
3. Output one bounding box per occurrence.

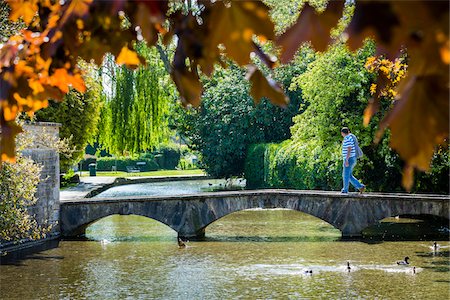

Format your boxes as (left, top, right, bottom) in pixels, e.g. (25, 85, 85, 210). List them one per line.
(359, 186, 366, 194)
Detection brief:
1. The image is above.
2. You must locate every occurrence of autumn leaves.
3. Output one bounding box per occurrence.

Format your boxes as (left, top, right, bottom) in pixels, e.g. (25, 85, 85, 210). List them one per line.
(0, 0, 449, 190)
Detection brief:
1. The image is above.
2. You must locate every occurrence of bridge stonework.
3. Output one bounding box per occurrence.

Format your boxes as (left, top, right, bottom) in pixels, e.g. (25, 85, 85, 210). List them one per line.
(60, 190, 449, 240)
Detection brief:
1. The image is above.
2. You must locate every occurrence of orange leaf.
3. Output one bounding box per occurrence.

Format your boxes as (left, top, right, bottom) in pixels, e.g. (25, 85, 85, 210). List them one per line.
(116, 46, 141, 67)
(276, 1, 344, 64)
(29, 78, 45, 95)
(246, 65, 288, 107)
(171, 68, 202, 107)
(7, 0, 38, 25)
(66, 0, 92, 17)
(401, 165, 415, 191)
(0, 120, 23, 163)
(47, 68, 86, 94)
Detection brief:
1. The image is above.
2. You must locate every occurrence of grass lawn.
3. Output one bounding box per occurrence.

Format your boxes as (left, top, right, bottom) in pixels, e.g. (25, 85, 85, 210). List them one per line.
(80, 169, 206, 177)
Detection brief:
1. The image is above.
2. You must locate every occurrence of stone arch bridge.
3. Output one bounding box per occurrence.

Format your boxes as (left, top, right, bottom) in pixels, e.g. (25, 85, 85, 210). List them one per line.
(60, 190, 449, 240)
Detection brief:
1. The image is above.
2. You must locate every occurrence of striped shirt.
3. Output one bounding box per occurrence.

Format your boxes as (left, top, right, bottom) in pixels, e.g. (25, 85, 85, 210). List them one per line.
(342, 135, 356, 158)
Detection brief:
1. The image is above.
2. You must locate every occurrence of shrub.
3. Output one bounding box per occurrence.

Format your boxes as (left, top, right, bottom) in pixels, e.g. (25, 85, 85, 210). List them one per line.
(94, 157, 159, 172)
(154, 144, 181, 170)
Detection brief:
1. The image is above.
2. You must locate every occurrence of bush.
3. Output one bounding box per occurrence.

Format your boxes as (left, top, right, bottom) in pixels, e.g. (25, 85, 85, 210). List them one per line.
(245, 141, 342, 190)
(154, 144, 181, 170)
(93, 157, 159, 172)
(0, 154, 50, 242)
(245, 144, 267, 188)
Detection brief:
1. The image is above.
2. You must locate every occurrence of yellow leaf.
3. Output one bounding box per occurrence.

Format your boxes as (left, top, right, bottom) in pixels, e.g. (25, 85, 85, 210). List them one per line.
(246, 65, 288, 107)
(116, 47, 141, 67)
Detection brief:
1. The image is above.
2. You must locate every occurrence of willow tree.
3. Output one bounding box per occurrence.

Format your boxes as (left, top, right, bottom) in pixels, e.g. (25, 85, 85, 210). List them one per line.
(98, 44, 172, 156)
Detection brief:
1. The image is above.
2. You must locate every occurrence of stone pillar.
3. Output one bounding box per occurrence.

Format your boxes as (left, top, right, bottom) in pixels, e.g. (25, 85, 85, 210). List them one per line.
(22, 122, 61, 236)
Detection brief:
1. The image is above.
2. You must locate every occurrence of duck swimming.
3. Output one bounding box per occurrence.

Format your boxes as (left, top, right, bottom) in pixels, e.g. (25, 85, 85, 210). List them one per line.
(431, 242, 440, 252)
(397, 256, 410, 265)
(347, 261, 351, 272)
(178, 238, 186, 249)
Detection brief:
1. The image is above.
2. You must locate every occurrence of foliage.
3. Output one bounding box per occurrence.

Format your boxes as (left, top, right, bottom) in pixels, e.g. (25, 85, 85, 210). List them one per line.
(365, 55, 408, 101)
(287, 41, 408, 191)
(0, 1, 448, 190)
(34, 62, 104, 171)
(247, 42, 448, 193)
(0, 153, 46, 242)
(0, 0, 24, 39)
(154, 144, 181, 170)
(94, 157, 158, 172)
(97, 45, 172, 155)
(0, 124, 61, 243)
(174, 49, 313, 178)
(246, 139, 449, 194)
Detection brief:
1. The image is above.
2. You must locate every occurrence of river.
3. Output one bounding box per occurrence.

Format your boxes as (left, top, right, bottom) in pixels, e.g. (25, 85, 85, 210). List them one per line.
(1, 209, 449, 299)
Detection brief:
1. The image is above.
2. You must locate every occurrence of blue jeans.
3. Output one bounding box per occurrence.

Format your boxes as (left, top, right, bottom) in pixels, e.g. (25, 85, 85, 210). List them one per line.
(342, 156, 364, 193)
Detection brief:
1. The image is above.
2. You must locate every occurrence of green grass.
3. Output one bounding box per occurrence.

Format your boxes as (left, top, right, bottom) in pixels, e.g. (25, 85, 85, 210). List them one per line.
(80, 169, 206, 177)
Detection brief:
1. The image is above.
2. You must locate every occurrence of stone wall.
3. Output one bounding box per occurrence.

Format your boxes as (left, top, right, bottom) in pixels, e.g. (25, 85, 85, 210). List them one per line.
(22, 122, 61, 236)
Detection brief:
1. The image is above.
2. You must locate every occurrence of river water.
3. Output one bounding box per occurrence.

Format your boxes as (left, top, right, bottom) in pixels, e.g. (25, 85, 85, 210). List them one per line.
(1, 209, 449, 299)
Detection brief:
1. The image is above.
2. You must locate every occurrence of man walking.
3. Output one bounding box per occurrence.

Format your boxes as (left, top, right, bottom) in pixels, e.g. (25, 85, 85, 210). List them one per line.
(340, 127, 365, 194)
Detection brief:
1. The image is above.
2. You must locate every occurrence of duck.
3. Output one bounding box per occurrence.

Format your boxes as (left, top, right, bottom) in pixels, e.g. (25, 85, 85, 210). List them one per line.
(431, 242, 440, 252)
(397, 256, 410, 265)
(303, 269, 313, 275)
(100, 239, 111, 245)
(412, 266, 416, 274)
(178, 238, 187, 249)
(347, 261, 351, 272)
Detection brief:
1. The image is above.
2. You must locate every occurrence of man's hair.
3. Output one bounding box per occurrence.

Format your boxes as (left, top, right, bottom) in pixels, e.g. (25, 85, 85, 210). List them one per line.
(341, 127, 350, 134)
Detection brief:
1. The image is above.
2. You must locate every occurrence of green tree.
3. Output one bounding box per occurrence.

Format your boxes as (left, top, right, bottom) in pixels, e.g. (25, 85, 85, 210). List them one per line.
(261, 41, 449, 193)
(97, 44, 173, 155)
(174, 48, 314, 178)
(35, 63, 104, 171)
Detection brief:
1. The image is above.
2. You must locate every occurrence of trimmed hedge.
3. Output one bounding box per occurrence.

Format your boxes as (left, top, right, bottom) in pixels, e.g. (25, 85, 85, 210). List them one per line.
(95, 157, 159, 172)
(245, 141, 346, 191)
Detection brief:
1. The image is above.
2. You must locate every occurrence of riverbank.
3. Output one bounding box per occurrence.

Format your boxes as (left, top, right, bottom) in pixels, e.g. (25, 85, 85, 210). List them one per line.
(79, 169, 205, 177)
(61, 174, 211, 200)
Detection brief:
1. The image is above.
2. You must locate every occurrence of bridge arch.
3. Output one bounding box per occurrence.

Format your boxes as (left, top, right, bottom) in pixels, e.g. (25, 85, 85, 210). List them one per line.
(75, 214, 178, 239)
(176, 193, 362, 239)
(60, 200, 188, 238)
(201, 208, 341, 238)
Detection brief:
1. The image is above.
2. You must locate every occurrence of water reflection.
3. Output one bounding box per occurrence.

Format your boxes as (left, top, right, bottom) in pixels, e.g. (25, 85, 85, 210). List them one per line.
(0, 210, 449, 299)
